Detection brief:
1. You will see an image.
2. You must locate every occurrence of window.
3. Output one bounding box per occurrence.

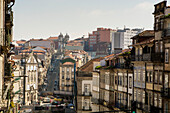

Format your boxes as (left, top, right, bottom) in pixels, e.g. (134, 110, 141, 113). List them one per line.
(160, 41, 163, 52)
(138, 70, 140, 81)
(138, 90, 141, 102)
(150, 72, 153, 82)
(105, 73, 110, 85)
(115, 76, 117, 85)
(159, 72, 162, 84)
(146, 72, 149, 82)
(62, 75, 64, 79)
(136, 48, 138, 55)
(129, 76, 132, 88)
(165, 74, 168, 89)
(142, 91, 145, 103)
(165, 49, 169, 63)
(84, 84, 90, 93)
(158, 94, 162, 108)
(134, 89, 137, 101)
(134, 70, 137, 81)
(139, 47, 142, 55)
(67, 68, 69, 72)
(165, 102, 168, 113)
(154, 93, 158, 107)
(155, 42, 158, 52)
(62, 68, 64, 72)
(145, 92, 148, 105)
(155, 71, 158, 83)
(72, 68, 74, 72)
(124, 76, 127, 87)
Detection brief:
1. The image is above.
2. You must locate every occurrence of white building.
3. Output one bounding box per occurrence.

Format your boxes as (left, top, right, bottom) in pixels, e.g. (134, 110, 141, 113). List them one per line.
(25, 52, 38, 105)
(111, 28, 143, 54)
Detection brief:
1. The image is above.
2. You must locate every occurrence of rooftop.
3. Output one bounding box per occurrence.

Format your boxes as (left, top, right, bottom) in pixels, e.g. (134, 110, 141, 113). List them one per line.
(48, 37, 58, 40)
(131, 30, 154, 39)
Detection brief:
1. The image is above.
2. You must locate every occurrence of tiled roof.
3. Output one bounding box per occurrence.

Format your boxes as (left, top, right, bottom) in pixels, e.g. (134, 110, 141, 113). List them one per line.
(16, 41, 26, 44)
(79, 57, 104, 71)
(131, 30, 154, 39)
(104, 54, 114, 58)
(48, 37, 58, 40)
(11, 55, 22, 60)
(129, 37, 154, 47)
(63, 62, 74, 65)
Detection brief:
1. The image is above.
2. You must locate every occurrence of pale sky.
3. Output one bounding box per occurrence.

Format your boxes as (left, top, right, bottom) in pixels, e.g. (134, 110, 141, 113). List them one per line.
(13, 0, 166, 40)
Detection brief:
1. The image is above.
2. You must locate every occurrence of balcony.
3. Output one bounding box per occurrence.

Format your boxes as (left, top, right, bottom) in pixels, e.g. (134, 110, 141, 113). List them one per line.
(82, 106, 92, 111)
(162, 28, 170, 37)
(161, 88, 170, 98)
(143, 53, 151, 61)
(115, 63, 131, 69)
(151, 52, 164, 62)
(83, 92, 92, 96)
(65, 84, 70, 87)
(66, 78, 70, 80)
(5, 11, 13, 28)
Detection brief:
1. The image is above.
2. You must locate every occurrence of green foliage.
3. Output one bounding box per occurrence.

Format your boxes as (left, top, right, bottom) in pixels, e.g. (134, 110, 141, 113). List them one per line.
(95, 66, 102, 69)
(165, 13, 170, 18)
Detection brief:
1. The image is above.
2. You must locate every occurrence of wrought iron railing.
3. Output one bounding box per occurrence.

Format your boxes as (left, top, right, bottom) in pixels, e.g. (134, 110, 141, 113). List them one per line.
(83, 92, 92, 96)
(163, 28, 170, 37)
(143, 53, 151, 61)
(151, 52, 164, 62)
(161, 88, 170, 98)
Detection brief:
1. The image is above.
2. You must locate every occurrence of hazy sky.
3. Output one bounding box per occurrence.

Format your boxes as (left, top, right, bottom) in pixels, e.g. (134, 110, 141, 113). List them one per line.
(13, 0, 165, 40)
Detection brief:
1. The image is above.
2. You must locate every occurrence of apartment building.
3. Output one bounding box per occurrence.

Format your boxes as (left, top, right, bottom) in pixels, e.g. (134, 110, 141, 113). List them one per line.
(59, 58, 75, 96)
(76, 58, 103, 113)
(76, 71, 92, 113)
(130, 30, 155, 113)
(153, 1, 170, 113)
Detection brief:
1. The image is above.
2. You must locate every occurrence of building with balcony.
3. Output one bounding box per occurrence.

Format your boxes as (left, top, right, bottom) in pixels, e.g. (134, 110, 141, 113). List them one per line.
(130, 30, 155, 113)
(153, 1, 170, 113)
(59, 58, 75, 98)
(76, 71, 92, 113)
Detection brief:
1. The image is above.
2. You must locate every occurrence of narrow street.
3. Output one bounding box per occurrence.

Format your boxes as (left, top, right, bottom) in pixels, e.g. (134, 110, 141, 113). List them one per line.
(47, 53, 62, 92)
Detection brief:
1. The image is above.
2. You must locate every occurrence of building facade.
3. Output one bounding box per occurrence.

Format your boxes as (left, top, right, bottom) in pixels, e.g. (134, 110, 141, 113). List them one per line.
(76, 71, 92, 113)
(25, 52, 38, 105)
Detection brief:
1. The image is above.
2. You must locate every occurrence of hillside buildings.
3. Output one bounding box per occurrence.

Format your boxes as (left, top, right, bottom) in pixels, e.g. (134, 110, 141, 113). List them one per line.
(75, 1, 170, 113)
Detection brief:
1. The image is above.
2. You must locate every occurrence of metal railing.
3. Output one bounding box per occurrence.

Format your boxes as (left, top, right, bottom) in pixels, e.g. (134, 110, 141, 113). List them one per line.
(161, 88, 170, 98)
(143, 53, 151, 61)
(151, 52, 164, 62)
(82, 106, 92, 111)
(83, 92, 92, 96)
(163, 28, 170, 37)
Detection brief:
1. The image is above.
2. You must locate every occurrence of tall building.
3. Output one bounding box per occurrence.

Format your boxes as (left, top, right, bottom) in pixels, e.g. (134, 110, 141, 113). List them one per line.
(88, 28, 114, 51)
(111, 28, 143, 54)
(153, 1, 170, 112)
